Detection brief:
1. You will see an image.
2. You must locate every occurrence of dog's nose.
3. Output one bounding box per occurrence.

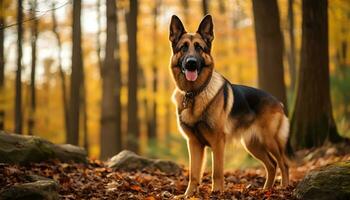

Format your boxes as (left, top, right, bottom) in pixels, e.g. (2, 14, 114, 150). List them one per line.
(185, 57, 197, 71)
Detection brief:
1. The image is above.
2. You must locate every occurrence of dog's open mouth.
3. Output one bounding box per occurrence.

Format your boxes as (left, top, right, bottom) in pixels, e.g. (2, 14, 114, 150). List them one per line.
(182, 56, 199, 81)
(185, 69, 198, 81)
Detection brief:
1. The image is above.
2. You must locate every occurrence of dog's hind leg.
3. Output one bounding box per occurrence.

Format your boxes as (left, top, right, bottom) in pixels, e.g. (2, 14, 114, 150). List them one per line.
(265, 138, 289, 187)
(211, 137, 225, 192)
(241, 136, 277, 189)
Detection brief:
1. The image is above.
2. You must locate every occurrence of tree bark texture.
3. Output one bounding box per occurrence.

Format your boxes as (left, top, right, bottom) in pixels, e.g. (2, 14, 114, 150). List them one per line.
(126, 0, 139, 153)
(0, 0, 5, 130)
(52, 1, 70, 138)
(252, 0, 288, 113)
(290, 0, 342, 150)
(148, 0, 160, 144)
(287, 0, 297, 92)
(81, 71, 89, 155)
(96, 0, 102, 74)
(15, 0, 23, 134)
(28, 0, 38, 135)
(181, 0, 189, 24)
(68, 0, 83, 145)
(100, 0, 122, 159)
(202, 0, 209, 16)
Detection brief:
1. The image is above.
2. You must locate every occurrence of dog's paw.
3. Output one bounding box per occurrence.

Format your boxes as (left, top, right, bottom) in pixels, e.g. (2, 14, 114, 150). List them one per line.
(173, 189, 197, 199)
(211, 184, 224, 193)
(211, 189, 223, 195)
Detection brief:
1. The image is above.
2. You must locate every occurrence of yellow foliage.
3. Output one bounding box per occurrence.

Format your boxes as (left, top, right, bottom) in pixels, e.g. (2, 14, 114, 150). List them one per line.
(1, 0, 350, 166)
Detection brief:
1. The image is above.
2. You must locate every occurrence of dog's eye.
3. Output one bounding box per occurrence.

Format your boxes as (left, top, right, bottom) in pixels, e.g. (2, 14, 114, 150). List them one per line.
(195, 43, 203, 52)
(181, 43, 188, 52)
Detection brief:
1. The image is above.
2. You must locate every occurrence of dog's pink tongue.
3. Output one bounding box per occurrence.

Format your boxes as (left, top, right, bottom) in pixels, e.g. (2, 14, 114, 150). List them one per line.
(185, 70, 198, 81)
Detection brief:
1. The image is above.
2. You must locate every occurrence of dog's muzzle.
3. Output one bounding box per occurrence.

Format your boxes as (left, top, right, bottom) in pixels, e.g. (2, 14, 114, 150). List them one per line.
(182, 57, 199, 82)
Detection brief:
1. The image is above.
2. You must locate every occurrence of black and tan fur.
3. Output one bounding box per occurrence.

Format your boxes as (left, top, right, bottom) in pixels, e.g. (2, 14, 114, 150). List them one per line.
(169, 15, 289, 197)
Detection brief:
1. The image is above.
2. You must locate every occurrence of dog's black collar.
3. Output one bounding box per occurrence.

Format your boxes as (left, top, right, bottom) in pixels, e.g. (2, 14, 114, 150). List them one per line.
(182, 76, 211, 108)
(182, 92, 195, 108)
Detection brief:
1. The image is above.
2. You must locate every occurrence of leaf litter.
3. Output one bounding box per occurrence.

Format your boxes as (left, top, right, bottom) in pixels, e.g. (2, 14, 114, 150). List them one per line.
(1, 145, 350, 200)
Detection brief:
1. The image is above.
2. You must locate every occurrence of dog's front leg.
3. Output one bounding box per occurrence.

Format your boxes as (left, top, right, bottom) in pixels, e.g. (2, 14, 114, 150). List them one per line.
(185, 138, 205, 197)
(211, 137, 225, 192)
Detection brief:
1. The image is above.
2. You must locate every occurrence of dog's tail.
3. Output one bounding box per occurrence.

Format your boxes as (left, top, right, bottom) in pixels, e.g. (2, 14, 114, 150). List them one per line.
(276, 115, 295, 165)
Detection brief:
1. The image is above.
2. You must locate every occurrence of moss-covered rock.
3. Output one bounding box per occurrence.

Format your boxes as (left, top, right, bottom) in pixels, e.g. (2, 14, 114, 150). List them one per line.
(293, 160, 350, 200)
(0, 180, 59, 200)
(108, 150, 182, 174)
(0, 131, 87, 164)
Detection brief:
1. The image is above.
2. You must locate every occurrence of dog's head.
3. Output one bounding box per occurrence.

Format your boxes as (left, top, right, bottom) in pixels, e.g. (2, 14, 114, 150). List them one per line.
(169, 15, 214, 92)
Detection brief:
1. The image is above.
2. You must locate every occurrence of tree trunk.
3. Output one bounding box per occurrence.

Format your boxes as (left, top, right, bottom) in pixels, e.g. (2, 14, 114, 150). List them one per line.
(232, 0, 243, 82)
(52, 1, 69, 137)
(28, 0, 38, 135)
(0, 0, 5, 130)
(139, 67, 149, 145)
(68, 0, 83, 145)
(252, 0, 288, 113)
(218, 0, 225, 13)
(43, 59, 53, 134)
(202, 0, 209, 16)
(290, 0, 342, 150)
(81, 71, 89, 155)
(340, 40, 347, 64)
(126, 0, 139, 153)
(96, 0, 102, 74)
(115, 7, 122, 151)
(148, 0, 160, 145)
(149, 67, 157, 141)
(181, 0, 189, 24)
(15, 0, 23, 134)
(164, 78, 171, 147)
(100, 0, 122, 159)
(287, 0, 297, 93)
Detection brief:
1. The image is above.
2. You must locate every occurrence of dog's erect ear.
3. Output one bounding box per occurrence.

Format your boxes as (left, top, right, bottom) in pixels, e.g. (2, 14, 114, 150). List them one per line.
(169, 15, 186, 45)
(197, 15, 214, 44)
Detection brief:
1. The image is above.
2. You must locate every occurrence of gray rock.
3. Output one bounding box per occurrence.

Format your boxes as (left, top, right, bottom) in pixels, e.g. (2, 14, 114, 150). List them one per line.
(293, 160, 350, 200)
(0, 180, 59, 200)
(25, 174, 54, 182)
(0, 131, 87, 164)
(108, 150, 182, 174)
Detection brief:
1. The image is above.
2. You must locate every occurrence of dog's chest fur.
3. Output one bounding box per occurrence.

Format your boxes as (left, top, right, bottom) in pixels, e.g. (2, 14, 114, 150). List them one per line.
(172, 72, 232, 136)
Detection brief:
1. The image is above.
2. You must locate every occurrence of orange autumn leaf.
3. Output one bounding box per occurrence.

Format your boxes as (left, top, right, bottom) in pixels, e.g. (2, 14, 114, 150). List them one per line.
(130, 184, 142, 192)
(144, 196, 156, 200)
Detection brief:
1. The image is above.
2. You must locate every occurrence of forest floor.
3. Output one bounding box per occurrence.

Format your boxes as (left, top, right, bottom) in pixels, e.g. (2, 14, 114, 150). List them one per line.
(1, 144, 350, 200)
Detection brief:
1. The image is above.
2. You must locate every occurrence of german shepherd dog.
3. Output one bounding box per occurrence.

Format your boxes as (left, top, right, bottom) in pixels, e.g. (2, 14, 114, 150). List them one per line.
(169, 15, 289, 197)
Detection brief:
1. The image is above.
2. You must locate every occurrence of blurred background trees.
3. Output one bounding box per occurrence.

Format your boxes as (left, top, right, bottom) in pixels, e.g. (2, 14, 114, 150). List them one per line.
(252, 0, 288, 113)
(27, 0, 37, 135)
(0, 0, 349, 167)
(15, 0, 23, 134)
(126, 0, 139, 153)
(100, 0, 122, 159)
(0, 0, 5, 130)
(68, 0, 83, 146)
(290, 0, 343, 150)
